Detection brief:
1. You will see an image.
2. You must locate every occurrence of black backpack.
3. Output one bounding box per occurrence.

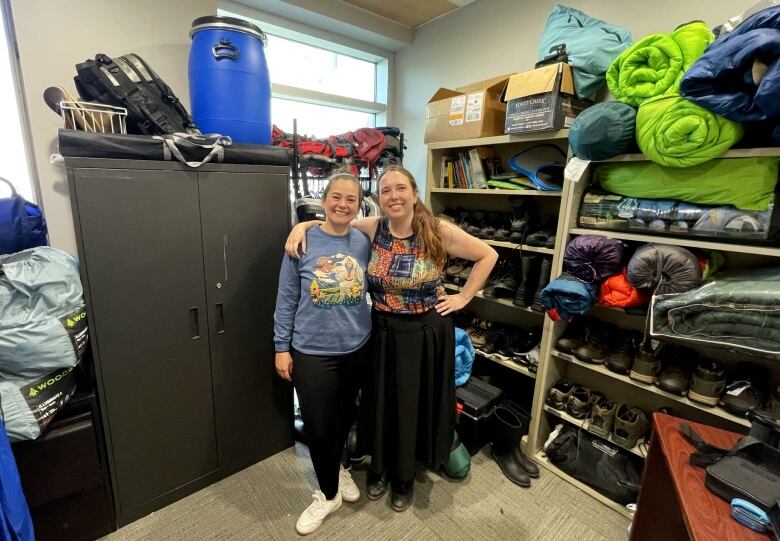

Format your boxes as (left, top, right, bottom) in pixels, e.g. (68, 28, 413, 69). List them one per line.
(74, 53, 199, 136)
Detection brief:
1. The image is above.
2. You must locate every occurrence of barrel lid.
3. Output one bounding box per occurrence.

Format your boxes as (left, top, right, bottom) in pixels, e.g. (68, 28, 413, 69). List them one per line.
(190, 16, 267, 44)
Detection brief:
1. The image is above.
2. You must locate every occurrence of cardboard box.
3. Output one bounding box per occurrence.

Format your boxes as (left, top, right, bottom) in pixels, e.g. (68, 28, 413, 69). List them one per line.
(424, 75, 510, 144)
(503, 63, 591, 134)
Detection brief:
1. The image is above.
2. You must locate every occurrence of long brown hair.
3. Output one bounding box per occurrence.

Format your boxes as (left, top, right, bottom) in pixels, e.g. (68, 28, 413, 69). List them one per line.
(377, 166, 447, 266)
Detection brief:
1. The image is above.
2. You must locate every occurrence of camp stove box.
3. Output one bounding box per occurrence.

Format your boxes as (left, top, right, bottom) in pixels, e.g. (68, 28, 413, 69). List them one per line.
(503, 62, 591, 134)
(456, 377, 503, 455)
(424, 75, 510, 144)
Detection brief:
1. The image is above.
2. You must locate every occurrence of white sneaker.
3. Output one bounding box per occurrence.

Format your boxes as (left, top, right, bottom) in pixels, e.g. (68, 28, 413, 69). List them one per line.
(339, 466, 361, 502)
(296, 490, 342, 535)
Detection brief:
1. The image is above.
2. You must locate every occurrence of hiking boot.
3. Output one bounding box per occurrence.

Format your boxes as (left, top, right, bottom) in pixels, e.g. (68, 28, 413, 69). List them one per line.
(507, 327, 542, 362)
(719, 363, 770, 417)
(688, 359, 727, 406)
(512, 255, 541, 307)
(547, 379, 574, 410)
(630, 345, 661, 384)
(566, 385, 593, 419)
(612, 404, 649, 448)
(572, 321, 613, 364)
(494, 217, 511, 242)
(366, 471, 388, 501)
(481, 325, 508, 355)
(467, 320, 489, 349)
(390, 479, 413, 512)
(526, 229, 555, 247)
(656, 360, 694, 397)
(589, 396, 617, 438)
(604, 331, 640, 374)
(544, 233, 557, 249)
(296, 490, 342, 535)
(445, 259, 467, 284)
(530, 256, 553, 312)
(555, 318, 588, 353)
(453, 265, 472, 286)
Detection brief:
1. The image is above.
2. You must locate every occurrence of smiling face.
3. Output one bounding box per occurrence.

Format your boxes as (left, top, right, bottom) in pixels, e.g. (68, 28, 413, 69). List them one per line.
(323, 178, 361, 227)
(378, 170, 418, 221)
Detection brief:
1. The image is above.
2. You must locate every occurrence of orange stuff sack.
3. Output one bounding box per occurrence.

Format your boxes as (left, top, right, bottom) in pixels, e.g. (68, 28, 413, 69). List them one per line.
(599, 267, 650, 308)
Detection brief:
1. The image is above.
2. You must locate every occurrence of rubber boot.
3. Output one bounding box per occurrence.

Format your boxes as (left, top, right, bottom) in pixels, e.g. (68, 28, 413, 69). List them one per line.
(531, 256, 552, 312)
(512, 255, 540, 308)
(490, 406, 531, 487)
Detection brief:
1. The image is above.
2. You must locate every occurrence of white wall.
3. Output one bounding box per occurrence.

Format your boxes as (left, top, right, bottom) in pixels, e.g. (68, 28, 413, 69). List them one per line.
(395, 0, 744, 191)
(10, 0, 216, 256)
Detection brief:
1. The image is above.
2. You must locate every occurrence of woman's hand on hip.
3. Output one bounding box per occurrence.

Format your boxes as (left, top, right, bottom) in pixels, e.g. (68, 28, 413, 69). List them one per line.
(435, 293, 469, 316)
(275, 351, 293, 381)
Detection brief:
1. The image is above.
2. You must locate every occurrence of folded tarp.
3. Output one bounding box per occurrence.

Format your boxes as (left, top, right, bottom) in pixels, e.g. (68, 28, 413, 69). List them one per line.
(594, 156, 779, 211)
(538, 5, 632, 98)
(607, 21, 714, 107)
(680, 5, 780, 144)
(650, 267, 780, 359)
(635, 95, 744, 168)
(58, 129, 291, 166)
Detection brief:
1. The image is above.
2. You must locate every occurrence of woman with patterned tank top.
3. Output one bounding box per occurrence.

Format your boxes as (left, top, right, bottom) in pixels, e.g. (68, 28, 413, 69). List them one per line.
(286, 166, 497, 512)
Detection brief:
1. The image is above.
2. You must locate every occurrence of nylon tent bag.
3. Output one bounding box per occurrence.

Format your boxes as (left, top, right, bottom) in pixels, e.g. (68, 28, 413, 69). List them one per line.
(0, 247, 86, 441)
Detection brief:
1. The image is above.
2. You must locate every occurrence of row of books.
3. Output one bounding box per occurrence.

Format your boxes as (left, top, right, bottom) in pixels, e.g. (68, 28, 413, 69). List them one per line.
(439, 147, 502, 189)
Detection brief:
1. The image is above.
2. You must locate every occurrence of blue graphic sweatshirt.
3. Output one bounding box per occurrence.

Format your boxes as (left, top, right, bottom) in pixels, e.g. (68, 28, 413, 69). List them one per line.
(274, 226, 371, 355)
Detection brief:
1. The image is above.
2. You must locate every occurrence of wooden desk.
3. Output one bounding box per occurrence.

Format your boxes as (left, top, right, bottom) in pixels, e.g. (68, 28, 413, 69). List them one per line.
(630, 412, 769, 541)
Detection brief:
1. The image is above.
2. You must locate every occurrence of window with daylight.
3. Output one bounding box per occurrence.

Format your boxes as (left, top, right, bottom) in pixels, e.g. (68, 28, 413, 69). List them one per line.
(221, 10, 388, 139)
(0, 5, 34, 201)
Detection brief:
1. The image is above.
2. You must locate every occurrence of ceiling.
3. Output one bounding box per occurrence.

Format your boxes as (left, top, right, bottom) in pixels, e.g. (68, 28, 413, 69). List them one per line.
(340, 0, 479, 28)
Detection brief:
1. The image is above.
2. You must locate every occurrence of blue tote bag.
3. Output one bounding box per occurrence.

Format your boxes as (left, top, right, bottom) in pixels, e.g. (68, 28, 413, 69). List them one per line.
(0, 178, 47, 256)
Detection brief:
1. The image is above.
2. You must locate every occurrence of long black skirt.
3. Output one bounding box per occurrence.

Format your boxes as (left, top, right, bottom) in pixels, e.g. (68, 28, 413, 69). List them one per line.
(361, 308, 456, 482)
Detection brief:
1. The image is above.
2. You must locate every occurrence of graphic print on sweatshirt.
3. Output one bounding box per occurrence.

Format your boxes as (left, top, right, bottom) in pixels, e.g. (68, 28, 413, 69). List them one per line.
(310, 253, 365, 308)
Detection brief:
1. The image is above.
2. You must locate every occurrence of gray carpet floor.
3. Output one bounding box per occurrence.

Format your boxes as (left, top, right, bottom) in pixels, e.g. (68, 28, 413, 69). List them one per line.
(102, 443, 630, 541)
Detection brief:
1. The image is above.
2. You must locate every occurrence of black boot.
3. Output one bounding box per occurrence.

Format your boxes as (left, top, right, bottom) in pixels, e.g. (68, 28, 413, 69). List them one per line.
(490, 406, 531, 487)
(531, 256, 553, 312)
(366, 471, 388, 500)
(390, 478, 413, 512)
(512, 255, 540, 308)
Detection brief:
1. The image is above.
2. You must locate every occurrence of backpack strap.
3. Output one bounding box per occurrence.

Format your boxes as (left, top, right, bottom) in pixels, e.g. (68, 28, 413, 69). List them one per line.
(680, 423, 729, 467)
(122, 55, 199, 135)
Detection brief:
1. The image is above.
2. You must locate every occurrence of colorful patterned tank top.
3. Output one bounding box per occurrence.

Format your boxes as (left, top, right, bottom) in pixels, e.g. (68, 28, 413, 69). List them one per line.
(367, 218, 445, 314)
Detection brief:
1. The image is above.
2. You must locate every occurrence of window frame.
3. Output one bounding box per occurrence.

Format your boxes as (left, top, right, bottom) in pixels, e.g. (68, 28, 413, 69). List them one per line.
(1, 0, 40, 204)
(219, 7, 391, 128)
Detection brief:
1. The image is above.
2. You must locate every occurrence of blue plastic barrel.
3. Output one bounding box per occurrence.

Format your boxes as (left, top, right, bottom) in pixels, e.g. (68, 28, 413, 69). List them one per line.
(189, 16, 271, 144)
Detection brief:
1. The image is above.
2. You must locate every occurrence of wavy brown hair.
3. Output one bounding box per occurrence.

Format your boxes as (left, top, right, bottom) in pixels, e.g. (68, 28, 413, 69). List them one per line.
(377, 166, 447, 266)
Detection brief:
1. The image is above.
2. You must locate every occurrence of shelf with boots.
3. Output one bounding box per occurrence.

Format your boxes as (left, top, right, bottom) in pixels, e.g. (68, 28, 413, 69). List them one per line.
(475, 351, 536, 379)
(550, 349, 751, 429)
(426, 134, 573, 483)
(521, 148, 780, 517)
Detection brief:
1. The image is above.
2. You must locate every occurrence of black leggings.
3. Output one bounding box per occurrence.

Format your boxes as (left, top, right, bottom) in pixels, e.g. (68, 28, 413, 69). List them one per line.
(293, 344, 367, 499)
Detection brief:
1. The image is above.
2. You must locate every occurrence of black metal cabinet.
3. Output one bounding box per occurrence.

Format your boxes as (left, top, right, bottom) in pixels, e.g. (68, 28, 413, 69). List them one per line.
(67, 159, 294, 527)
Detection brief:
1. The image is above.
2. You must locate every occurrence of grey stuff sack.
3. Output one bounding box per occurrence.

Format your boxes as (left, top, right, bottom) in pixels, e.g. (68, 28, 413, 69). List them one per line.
(0, 247, 86, 441)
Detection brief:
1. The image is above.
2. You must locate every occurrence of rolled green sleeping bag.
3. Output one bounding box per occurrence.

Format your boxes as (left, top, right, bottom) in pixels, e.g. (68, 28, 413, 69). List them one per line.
(635, 94, 743, 168)
(606, 21, 713, 107)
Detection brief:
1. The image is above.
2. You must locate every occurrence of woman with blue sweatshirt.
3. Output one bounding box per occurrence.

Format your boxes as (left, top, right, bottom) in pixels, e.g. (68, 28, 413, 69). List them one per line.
(273, 172, 371, 535)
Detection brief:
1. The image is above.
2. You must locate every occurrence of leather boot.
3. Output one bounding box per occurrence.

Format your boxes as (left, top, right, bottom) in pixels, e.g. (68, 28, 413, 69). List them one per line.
(531, 256, 553, 312)
(490, 406, 531, 487)
(366, 471, 388, 501)
(390, 478, 413, 512)
(512, 255, 540, 308)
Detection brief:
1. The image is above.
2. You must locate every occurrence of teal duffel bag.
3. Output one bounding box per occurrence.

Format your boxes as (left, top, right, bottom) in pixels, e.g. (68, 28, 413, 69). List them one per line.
(444, 432, 471, 479)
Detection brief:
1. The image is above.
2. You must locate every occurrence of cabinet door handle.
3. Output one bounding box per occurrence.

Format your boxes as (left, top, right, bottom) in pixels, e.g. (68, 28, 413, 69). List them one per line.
(216, 303, 225, 334)
(189, 307, 200, 339)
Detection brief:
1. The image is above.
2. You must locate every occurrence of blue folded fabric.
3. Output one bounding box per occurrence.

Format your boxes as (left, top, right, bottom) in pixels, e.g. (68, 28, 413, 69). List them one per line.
(539, 274, 598, 321)
(680, 5, 780, 143)
(454, 327, 475, 387)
